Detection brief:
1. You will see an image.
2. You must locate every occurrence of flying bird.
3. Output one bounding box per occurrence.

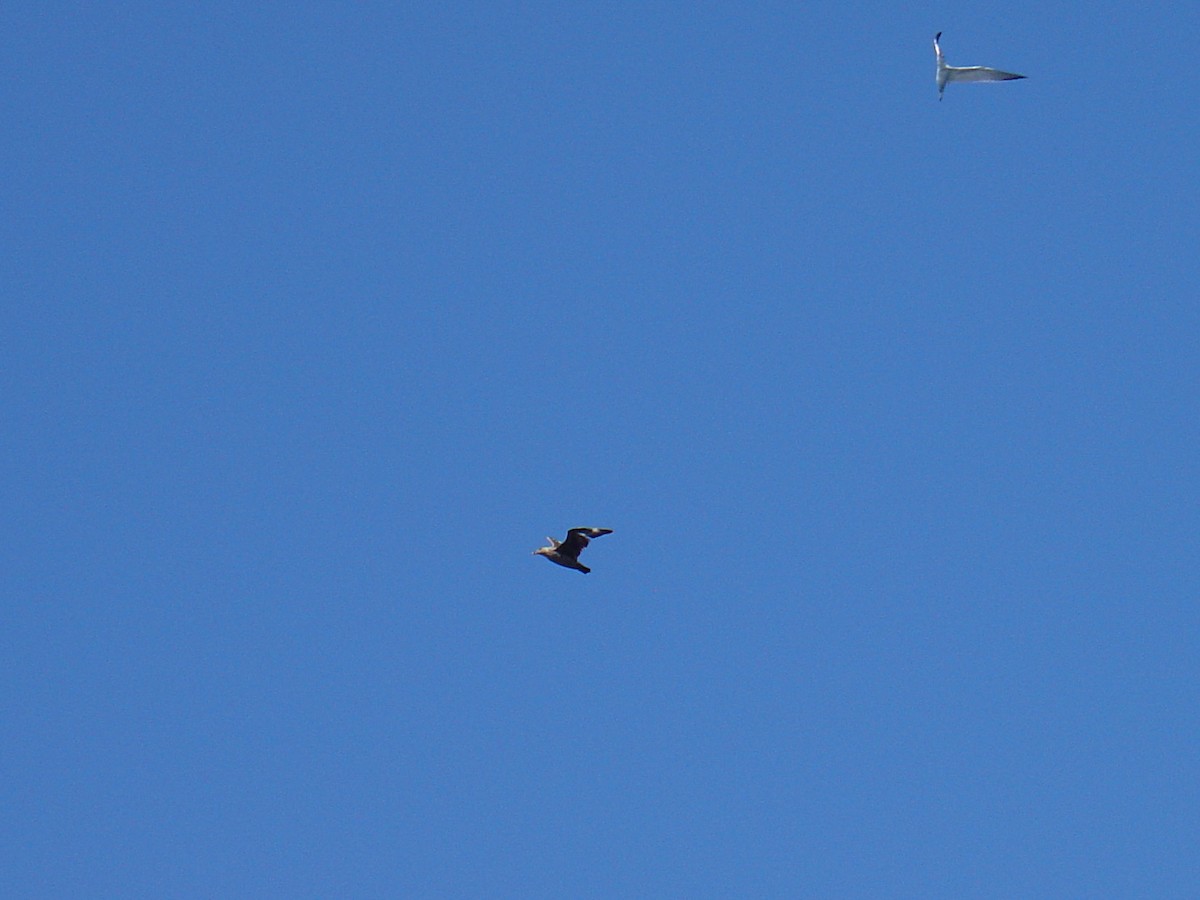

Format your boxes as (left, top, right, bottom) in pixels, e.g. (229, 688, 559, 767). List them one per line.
(934, 32, 1026, 100)
(534, 527, 613, 574)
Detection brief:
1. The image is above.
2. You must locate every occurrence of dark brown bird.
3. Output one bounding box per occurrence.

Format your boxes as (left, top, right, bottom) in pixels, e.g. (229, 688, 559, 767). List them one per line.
(533, 527, 613, 574)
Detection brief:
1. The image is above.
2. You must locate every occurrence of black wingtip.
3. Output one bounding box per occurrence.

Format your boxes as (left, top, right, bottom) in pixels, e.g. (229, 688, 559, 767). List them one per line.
(935, 32, 942, 41)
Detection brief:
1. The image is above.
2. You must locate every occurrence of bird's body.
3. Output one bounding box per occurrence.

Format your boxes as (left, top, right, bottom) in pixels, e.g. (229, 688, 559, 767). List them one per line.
(934, 32, 1026, 100)
(534, 527, 613, 574)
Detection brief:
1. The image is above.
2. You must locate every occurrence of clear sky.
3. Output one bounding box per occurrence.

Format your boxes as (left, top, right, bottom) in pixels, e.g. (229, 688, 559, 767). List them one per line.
(4, 2, 1198, 896)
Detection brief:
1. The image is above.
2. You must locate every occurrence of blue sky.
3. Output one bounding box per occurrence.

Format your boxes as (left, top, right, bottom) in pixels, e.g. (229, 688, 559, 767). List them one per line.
(4, 2, 1198, 896)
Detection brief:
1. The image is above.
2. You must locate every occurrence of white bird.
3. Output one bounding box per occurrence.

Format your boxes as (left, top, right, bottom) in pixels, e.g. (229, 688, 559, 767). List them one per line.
(534, 527, 613, 574)
(934, 32, 1026, 100)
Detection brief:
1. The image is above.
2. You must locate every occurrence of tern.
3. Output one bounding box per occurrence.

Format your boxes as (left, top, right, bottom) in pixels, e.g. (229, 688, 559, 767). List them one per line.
(534, 527, 613, 574)
(934, 32, 1026, 100)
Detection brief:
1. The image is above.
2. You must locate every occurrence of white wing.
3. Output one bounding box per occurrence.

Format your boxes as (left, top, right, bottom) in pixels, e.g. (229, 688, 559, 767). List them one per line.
(945, 65, 1025, 84)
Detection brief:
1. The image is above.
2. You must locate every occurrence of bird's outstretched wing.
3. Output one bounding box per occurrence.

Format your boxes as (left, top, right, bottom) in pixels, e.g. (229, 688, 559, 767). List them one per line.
(947, 65, 1026, 83)
(560, 527, 613, 558)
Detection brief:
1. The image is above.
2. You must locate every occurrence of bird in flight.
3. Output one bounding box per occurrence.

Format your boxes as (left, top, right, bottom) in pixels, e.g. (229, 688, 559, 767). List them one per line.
(534, 527, 613, 574)
(934, 32, 1026, 100)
